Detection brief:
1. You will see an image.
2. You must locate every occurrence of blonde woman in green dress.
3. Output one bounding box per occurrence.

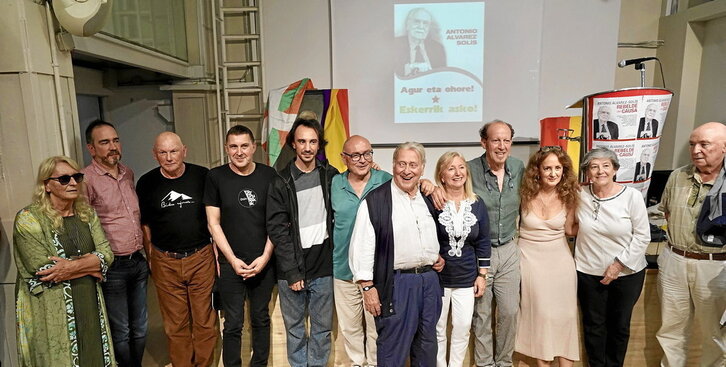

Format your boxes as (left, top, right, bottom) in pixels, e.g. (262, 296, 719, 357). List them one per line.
(13, 156, 116, 367)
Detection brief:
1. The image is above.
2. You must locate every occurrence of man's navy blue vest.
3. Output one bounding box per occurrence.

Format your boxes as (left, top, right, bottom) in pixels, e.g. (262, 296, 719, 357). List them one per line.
(365, 180, 437, 317)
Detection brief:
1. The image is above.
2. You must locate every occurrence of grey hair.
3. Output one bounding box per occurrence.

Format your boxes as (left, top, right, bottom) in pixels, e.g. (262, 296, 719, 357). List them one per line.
(581, 147, 620, 171)
(393, 142, 426, 166)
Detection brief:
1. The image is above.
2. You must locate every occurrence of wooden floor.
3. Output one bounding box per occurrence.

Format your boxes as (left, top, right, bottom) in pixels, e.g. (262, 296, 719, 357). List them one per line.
(142, 268, 703, 366)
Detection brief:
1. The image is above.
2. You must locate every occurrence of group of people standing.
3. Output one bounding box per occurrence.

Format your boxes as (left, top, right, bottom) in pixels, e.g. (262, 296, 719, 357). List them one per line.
(12, 117, 726, 367)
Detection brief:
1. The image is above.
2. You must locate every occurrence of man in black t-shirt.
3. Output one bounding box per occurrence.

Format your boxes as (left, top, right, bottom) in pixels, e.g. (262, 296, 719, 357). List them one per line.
(204, 125, 277, 367)
(136, 132, 218, 367)
(267, 118, 339, 367)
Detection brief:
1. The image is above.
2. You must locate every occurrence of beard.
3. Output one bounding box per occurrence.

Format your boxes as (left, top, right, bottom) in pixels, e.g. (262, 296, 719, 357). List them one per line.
(102, 150, 121, 165)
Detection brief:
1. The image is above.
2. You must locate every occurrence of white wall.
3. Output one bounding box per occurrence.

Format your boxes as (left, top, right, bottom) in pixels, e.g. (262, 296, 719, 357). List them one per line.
(538, 0, 621, 118)
(260, 0, 332, 91)
(614, 0, 662, 89)
(262, 0, 622, 144)
(694, 15, 726, 125)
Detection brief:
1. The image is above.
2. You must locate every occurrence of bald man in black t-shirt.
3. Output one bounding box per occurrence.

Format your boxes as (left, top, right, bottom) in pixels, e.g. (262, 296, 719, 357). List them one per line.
(137, 132, 218, 367)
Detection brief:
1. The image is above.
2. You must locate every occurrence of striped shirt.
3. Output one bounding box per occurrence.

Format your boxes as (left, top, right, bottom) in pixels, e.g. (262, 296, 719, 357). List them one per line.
(291, 164, 328, 248)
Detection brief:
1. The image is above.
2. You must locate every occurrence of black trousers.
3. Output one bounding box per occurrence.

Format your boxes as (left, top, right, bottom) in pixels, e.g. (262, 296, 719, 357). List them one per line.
(218, 263, 276, 367)
(577, 269, 646, 367)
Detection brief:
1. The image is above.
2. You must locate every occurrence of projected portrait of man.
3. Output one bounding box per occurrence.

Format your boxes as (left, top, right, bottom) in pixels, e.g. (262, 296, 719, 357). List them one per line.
(395, 7, 446, 77)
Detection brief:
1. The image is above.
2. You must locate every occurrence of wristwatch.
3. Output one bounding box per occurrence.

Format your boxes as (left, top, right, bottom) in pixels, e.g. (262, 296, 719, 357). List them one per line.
(477, 273, 488, 279)
(362, 285, 375, 292)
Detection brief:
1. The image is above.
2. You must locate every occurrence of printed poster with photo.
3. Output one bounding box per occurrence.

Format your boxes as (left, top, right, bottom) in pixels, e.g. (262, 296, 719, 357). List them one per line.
(585, 88, 673, 198)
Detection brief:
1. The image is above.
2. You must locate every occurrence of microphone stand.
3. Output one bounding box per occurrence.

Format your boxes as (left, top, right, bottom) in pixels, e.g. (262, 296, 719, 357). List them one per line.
(635, 62, 646, 87)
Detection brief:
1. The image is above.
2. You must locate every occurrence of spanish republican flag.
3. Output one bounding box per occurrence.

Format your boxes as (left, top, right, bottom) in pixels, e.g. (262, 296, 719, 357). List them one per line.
(539, 116, 582, 175)
(262, 78, 315, 166)
(322, 89, 350, 172)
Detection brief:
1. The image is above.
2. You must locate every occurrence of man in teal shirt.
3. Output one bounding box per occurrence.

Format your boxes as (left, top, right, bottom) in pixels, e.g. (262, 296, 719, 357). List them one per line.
(332, 135, 392, 367)
(469, 120, 524, 367)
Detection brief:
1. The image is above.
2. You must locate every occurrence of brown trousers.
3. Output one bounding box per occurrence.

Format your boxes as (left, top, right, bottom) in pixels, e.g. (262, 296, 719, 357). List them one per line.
(150, 244, 218, 367)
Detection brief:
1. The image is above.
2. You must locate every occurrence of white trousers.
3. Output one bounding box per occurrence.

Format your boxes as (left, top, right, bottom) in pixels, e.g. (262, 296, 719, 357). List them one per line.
(436, 286, 475, 367)
(334, 278, 377, 366)
(656, 246, 726, 367)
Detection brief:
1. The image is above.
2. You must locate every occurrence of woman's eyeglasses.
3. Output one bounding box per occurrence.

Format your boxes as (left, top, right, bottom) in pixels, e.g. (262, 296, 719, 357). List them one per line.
(592, 199, 601, 220)
(46, 173, 84, 185)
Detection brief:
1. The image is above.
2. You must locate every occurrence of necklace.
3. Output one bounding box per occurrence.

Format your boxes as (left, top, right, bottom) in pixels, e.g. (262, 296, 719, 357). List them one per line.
(589, 185, 625, 221)
(591, 183, 618, 199)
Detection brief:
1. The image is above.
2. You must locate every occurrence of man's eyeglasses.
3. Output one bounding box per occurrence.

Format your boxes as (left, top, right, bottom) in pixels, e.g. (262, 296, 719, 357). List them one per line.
(46, 173, 84, 185)
(343, 151, 374, 162)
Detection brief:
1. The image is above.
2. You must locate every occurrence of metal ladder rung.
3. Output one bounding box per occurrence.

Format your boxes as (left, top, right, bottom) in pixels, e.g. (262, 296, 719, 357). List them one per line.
(223, 61, 261, 68)
(225, 86, 263, 93)
(222, 35, 260, 41)
(227, 113, 263, 119)
(221, 7, 258, 14)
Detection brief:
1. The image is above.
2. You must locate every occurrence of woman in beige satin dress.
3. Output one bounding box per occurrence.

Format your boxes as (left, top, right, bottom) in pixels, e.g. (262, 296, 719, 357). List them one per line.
(514, 146, 580, 367)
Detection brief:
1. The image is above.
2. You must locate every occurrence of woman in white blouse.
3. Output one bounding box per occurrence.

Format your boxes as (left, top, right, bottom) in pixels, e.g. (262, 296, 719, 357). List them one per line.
(575, 147, 650, 367)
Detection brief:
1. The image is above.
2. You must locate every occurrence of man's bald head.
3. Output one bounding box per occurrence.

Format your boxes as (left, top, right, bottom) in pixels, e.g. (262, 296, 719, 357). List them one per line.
(692, 122, 726, 138)
(343, 135, 371, 152)
(153, 131, 187, 178)
(689, 122, 726, 174)
(154, 131, 183, 150)
(342, 135, 374, 178)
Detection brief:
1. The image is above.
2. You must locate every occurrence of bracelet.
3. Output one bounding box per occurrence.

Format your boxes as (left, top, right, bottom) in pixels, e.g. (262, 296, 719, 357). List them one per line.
(477, 273, 487, 279)
(362, 285, 375, 292)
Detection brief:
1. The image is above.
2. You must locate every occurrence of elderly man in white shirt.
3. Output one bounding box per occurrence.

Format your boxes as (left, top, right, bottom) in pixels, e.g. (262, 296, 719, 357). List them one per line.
(349, 141, 444, 367)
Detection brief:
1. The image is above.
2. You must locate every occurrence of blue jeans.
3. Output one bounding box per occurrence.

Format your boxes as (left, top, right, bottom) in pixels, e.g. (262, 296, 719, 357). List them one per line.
(277, 276, 333, 367)
(102, 251, 149, 367)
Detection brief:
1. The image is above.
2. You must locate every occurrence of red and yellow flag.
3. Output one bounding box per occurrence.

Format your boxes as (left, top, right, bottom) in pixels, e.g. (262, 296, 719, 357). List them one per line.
(540, 116, 582, 175)
(323, 89, 350, 172)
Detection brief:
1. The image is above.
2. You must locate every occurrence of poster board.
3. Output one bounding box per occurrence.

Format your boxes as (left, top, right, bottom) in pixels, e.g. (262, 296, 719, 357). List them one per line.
(583, 88, 674, 198)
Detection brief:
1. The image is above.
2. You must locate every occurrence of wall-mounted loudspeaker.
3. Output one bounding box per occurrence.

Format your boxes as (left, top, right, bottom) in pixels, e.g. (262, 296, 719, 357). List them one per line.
(52, 0, 113, 37)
